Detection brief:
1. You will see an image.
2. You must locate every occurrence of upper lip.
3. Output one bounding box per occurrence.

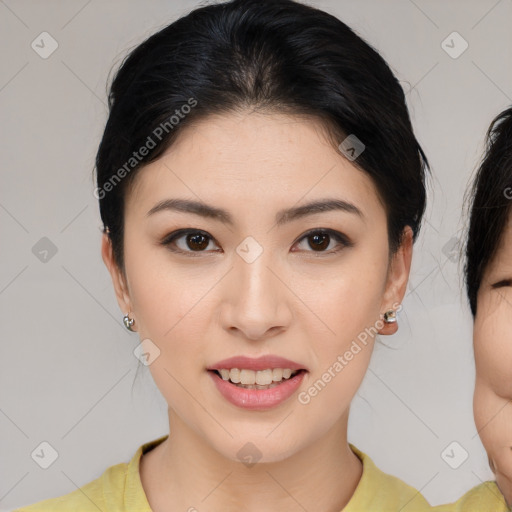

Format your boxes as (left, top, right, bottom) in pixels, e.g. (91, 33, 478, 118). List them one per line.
(207, 355, 308, 372)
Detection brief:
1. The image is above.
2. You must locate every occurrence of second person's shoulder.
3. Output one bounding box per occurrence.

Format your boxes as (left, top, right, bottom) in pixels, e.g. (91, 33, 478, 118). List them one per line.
(431, 481, 510, 512)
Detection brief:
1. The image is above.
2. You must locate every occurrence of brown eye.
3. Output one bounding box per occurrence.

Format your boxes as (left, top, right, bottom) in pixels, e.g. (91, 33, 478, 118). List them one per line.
(185, 232, 209, 251)
(308, 232, 330, 251)
(293, 229, 353, 254)
(161, 229, 219, 254)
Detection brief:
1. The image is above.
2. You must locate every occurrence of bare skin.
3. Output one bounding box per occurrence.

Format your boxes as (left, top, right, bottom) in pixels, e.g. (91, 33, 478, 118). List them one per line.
(473, 213, 512, 506)
(102, 110, 413, 512)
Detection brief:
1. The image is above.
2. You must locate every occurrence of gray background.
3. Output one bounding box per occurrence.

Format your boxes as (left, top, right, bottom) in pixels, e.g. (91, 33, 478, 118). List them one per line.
(2, 0, 512, 509)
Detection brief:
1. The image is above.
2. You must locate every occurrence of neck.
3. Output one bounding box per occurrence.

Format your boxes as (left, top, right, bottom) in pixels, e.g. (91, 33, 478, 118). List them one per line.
(141, 408, 363, 512)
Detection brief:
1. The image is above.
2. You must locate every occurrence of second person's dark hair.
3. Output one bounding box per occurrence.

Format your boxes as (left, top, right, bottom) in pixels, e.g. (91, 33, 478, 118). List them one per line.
(465, 106, 512, 316)
(95, 0, 429, 274)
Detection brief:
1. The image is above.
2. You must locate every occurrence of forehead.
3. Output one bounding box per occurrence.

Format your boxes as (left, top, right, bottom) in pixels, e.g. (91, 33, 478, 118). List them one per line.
(126, 111, 385, 224)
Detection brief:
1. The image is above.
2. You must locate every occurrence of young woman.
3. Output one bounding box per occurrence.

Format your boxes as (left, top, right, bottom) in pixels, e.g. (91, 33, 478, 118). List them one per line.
(433, 108, 512, 511)
(15, 0, 432, 510)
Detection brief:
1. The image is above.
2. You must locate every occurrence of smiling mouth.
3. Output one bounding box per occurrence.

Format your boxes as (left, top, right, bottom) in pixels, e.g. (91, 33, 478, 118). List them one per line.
(209, 368, 306, 389)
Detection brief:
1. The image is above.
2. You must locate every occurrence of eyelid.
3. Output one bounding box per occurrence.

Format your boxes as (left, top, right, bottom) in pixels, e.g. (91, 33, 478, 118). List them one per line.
(492, 279, 512, 288)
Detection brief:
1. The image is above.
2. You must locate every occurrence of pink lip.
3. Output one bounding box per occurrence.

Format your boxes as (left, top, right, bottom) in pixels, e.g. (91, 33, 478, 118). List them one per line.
(207, 355, 307, 372)
(207, 369, 307, 410)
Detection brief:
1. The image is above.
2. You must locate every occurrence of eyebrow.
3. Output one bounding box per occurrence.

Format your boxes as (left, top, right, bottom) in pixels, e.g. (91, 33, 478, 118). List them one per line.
(146, 197, 364, 226)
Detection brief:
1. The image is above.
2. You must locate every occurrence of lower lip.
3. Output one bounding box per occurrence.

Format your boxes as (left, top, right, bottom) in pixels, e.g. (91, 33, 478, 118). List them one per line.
(207, 370, 307, 410)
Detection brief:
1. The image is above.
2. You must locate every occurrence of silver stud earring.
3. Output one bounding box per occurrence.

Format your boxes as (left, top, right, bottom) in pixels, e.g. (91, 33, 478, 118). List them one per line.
(383, 309, 397, 324)
(123, 312, 135, 331)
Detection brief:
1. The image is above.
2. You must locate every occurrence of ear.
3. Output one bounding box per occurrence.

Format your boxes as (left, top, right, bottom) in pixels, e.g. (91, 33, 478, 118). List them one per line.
(378, 226, 413, 335)
(101, 232, 136, 330)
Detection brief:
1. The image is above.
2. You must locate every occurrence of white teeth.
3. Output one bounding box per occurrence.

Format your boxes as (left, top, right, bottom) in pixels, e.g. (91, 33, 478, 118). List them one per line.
(272, 368, 283, 381)
(229, 368, 241, 383)
(219, 369, 230, 381)
(215, 368, 299, 385)
(240, 369, 254, 385)
(256, 369, 273, 385)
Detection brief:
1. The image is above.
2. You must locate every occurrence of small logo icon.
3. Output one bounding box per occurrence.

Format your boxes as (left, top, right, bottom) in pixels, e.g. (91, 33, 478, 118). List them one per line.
(338, 134, 365, 161)
(133, 338, 161, 366)
(237, 442, 263, 468)
(236, 236, 263, 264)
(442, 236, 460, 263)
(441, 441, 469, 469)
(441, 32, 468, 59)
(31, 32, 59, 59)
(31, 441, 59, 469)
(32, 237, 58, 263)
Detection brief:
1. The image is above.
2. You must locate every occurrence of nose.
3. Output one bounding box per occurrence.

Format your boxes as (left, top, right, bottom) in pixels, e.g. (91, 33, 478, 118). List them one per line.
(220, 248, 293, 341)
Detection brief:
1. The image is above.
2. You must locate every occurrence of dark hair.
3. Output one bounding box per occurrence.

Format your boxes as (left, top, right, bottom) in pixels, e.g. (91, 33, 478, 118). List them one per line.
(465, 106, 512, 316)
(94, 0, 429, 275)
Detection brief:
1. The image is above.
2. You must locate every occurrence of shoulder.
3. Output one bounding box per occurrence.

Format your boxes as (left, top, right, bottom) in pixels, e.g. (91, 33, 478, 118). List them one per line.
(13, 436, 168, 512)
(431, 481, 510, 512)
(12, 460, 129, 511)
(345, 444, 431, 511)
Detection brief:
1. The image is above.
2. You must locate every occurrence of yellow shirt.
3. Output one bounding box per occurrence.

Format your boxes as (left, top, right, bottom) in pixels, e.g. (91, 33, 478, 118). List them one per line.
(14, 435, 431, 511)
(431, 481, 510, 512)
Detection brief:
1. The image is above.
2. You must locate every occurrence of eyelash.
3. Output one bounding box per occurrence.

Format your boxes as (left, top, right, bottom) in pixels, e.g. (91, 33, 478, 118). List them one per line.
(160, 228, 353, 257)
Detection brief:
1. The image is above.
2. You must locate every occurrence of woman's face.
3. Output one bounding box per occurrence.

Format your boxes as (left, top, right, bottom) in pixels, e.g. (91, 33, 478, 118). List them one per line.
(474, 212, 512, 500)
(102, 111, 411, 463)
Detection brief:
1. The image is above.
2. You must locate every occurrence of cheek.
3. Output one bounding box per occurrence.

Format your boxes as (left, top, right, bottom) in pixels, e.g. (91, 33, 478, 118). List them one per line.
(474, 382, 512, 482)
(294, 251, 388, 405)
(474, 295, 512, 482)
(125, 232, 216, 338)
(474, 297, 512, 398)
(304, 248, 387, 337)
